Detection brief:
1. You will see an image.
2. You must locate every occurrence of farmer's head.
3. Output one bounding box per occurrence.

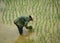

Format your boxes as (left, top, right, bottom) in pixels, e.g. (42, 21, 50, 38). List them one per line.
(29, 15, 33, 21)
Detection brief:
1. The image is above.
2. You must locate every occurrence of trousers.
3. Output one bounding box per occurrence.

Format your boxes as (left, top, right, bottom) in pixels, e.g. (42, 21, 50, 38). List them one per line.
(14, 22, 23, 35)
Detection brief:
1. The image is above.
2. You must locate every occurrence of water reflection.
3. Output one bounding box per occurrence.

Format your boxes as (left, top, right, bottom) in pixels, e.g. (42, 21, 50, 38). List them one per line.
(15, 35, 26, 43)
(15, 31, 35, 43)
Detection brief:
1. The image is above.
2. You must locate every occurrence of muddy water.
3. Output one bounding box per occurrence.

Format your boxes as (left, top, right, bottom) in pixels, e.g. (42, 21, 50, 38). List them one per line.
(0, 23, 18, 43)
(0, 23, 36, 43)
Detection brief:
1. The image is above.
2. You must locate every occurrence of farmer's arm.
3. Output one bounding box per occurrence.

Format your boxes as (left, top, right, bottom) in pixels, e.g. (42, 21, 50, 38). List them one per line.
(24, 21, 29, 28)
(24, 17, 30, 29)
(24, 18, 31, 29)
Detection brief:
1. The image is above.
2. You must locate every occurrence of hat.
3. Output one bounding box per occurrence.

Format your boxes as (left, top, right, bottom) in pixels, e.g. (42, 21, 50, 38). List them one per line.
(29, 15, 33, 21)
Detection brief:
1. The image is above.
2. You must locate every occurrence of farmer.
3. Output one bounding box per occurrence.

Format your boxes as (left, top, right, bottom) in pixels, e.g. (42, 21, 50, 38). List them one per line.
(14, 15, 33, 35)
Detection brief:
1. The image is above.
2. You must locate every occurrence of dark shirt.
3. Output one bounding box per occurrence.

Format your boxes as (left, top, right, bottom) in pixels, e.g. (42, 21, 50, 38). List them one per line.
(14, 16, 30, 27)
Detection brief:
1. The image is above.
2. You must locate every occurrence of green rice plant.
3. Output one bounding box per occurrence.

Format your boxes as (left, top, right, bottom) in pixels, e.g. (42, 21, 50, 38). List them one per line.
(0, 0, 60, 43)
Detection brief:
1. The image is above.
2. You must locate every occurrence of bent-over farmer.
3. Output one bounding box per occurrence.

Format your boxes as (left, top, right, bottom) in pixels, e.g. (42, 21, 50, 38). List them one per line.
(14, 15, 33, 35)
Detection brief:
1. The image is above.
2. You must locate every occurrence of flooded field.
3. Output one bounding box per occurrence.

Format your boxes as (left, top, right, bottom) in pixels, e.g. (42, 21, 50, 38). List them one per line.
(0, 0, 60, 43)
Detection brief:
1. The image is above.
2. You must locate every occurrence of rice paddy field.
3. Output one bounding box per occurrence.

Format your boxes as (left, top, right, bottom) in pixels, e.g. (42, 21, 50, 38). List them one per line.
(0, 0, 60, 43)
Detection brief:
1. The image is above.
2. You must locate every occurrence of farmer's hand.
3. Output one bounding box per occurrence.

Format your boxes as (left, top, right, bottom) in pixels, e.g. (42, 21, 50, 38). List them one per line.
(26, 26, 34, 32)
(26, 26, 29, 29)
(28, 26, 33, 32)
(26, 26, 32, 29)
(28, 26, 32, 30)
